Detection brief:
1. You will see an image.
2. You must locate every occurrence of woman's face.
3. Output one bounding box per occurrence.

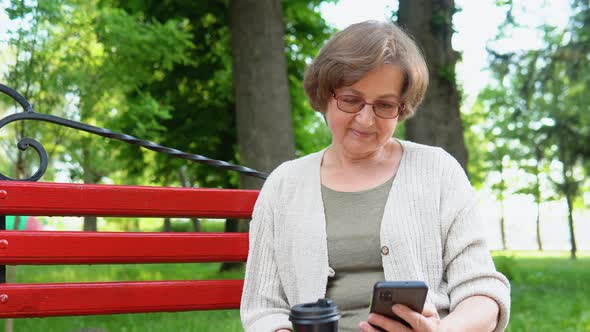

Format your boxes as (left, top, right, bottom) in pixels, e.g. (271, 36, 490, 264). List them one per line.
(325, 64, 405, 158)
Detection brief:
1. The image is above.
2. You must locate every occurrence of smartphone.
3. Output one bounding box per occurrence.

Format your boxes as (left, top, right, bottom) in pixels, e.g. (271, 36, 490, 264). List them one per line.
(369, 281, 428, 329)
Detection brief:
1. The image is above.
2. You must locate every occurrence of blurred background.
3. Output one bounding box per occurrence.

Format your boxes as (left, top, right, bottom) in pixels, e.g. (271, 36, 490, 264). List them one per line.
(0, 0, 588, 331)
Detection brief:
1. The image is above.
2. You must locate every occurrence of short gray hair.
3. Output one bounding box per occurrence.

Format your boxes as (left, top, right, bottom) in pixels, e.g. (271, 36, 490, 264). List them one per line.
(303, 20, 429, 121)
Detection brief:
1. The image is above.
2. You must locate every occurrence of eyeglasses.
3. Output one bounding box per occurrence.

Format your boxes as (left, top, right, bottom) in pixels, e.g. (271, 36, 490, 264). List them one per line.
(332, 93, 405, 119)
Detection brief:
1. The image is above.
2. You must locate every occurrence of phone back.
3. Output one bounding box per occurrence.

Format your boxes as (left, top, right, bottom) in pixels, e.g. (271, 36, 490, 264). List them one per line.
(369, 281, 428, 327)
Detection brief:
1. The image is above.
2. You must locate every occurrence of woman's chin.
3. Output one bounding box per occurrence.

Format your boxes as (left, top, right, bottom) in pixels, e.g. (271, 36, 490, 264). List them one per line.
(342, 142, 379, 156)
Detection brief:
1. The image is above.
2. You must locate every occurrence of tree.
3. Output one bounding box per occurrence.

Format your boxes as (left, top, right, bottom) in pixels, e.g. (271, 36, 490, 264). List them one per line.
(2, 0, 194, 231)
(485, 49, 553, 251)
(60, 2, 193, 230)
(111, 0, 332, 269)
(469, 94, 516, 250)
(398, 0, 468, 170)
(480, 0, 590, 258)
(1, 0, 70, 182)
(113, 0, 333, 189)
(230, 0, 296, 190)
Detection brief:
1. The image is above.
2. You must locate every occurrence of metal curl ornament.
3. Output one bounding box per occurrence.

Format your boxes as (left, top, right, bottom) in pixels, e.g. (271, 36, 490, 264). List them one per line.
(0, 84, 48, 181)
(0, 84, 268, 181)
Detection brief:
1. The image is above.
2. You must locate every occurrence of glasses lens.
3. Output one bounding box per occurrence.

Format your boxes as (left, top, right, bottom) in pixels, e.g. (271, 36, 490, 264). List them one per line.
(334, 95, 402, 119)
(374, 101, 399, 119)
(337, 96, 364, 113)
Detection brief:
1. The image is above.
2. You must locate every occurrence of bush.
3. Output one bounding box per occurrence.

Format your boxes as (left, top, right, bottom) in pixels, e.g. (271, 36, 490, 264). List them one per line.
(493, 254, 517, 281)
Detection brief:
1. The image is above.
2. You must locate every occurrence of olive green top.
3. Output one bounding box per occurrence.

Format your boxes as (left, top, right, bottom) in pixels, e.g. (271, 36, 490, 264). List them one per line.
(322, 176, 394, 331)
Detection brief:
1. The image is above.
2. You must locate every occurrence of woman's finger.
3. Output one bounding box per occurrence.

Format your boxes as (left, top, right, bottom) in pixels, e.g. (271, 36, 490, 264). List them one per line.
(367, 313, 413, 332)
(392, 304, 430, 331)
(421, 302, 438, 318)
(358, 320, 381, 332)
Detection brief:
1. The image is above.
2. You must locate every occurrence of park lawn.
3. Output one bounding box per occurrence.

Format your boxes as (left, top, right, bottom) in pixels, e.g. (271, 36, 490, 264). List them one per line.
(0, 263, 245, 332)
(1, 251, 589, 332)
(496, 251, 590, 332)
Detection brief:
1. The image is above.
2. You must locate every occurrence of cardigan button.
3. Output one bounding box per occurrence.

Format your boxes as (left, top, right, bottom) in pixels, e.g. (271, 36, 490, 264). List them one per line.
(381, 246, 389, 256)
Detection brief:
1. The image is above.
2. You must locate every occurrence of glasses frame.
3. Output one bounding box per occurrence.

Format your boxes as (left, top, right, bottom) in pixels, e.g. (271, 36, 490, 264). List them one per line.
(331, 92, 405, 119)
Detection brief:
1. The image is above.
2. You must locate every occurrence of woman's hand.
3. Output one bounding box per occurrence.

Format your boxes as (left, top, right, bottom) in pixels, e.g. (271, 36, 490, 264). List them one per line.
(358, 303, 446, 332)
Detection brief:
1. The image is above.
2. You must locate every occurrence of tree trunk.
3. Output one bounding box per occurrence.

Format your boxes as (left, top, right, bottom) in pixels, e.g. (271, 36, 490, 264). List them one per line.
(398, 0, 468, 170)
(226, 0, 295, 271)
(564, 192, 577, 260)
(178, 169, 201, 232)
(498, 163, 507, 250)
(82, 144, 101, 231)
(83, 216, 97, 232)
(500, 198, 507, 250)
(535, 202, 542, 251)
(192, 218, 201, 232)
(534, 150, 543, 251)
(534, 172, 543, 251)
(230, 0, 295, 190)
(163, 217, 172, 232)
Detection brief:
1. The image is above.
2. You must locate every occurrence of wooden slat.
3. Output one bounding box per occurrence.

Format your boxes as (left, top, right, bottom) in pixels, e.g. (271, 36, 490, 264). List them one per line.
(0, 181, 258, 218)
(0, 280, 243, 318)
(0, 231, 248, 264)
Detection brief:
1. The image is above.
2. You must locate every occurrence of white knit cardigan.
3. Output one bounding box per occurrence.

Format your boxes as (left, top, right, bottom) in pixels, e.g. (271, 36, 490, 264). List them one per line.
(240, 140, 510, 332)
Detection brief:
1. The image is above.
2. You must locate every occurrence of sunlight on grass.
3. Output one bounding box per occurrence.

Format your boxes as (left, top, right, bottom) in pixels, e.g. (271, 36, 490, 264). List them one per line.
(492, 252, 590, 332)
(493, 250, 590, 258)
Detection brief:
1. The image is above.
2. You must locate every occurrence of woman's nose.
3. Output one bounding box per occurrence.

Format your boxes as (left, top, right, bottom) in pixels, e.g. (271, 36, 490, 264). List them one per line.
(354, 104, 375, 126)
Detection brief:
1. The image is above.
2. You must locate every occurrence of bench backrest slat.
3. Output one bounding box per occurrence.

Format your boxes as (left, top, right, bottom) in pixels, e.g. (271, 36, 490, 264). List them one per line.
(0, 181, 258, 218)
(0, 280, 243, 318)
(0, 231, 248, 264)
(0, 181, 255, 319)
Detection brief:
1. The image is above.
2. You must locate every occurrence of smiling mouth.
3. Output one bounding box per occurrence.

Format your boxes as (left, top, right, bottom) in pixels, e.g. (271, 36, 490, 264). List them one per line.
(350, 129, 373, 137)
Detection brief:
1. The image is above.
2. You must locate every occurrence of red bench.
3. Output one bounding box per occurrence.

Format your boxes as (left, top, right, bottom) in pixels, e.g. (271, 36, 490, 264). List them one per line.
(0, 181, 258, 318)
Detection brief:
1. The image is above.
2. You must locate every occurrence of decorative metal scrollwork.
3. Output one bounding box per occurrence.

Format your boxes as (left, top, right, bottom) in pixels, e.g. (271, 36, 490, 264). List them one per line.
(0, 83, 268, 181)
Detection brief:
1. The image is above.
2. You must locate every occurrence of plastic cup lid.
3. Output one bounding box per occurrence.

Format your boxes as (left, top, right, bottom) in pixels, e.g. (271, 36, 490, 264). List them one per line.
(289, 298, 341, 322)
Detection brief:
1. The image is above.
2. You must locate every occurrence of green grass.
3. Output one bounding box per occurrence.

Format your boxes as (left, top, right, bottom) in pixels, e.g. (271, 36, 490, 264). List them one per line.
(2, 310, 242, 332)
(0, 263, 245, 332)
(1, 251, 589, 331)
(493, 251, 590, 332)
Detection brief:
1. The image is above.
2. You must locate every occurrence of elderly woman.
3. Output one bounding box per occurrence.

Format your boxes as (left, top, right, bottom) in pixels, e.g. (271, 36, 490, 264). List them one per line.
(240, 21, 510, 332)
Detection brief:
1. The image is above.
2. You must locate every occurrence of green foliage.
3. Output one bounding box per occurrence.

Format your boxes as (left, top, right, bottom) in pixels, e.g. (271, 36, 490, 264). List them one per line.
(1, 0, 194, 186)
(3, 0, 333, 187)
(493, 254, 516, 281)
(431, 7, 453, 30)
(1, 0, 72, 180)
(111, 0, 334, 187)
(111, 0, 241, 188)
(462, 102, 488, 188)
(437, 64, 457, 85)
(284, 0, 335, 156)
(475, 1, 590, 256)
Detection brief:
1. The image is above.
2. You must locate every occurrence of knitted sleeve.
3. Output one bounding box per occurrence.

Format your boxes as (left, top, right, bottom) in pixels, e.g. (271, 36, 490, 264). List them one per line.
(240, 166, 293, 332)
(439, 152, 511, 332)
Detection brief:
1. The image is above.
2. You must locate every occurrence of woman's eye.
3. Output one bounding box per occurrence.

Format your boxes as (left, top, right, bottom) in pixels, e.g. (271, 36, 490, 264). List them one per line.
(376, 101, 395, 109)
(341, 97, 363, 104)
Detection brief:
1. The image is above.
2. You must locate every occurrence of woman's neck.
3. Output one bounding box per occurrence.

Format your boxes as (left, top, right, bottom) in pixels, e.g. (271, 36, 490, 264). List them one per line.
(320, 139, 403, 192)
(325, 139, 398, 170)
